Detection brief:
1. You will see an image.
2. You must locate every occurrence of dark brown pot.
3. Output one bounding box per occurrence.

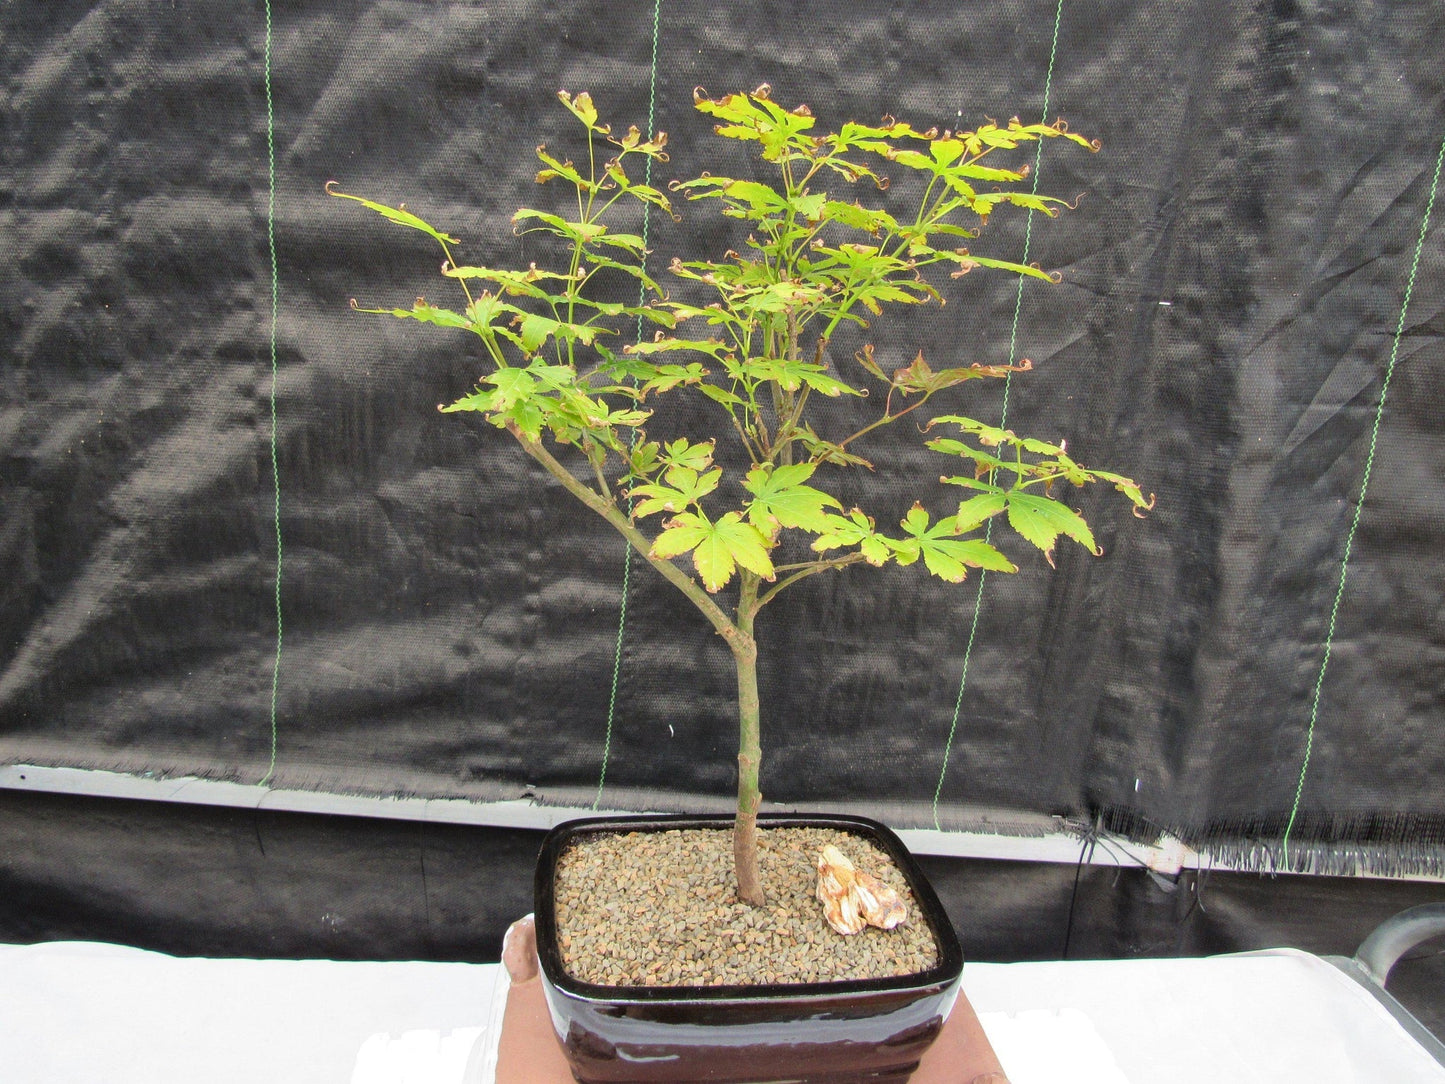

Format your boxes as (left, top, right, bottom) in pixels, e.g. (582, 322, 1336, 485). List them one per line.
(534, 813, 964, 1084)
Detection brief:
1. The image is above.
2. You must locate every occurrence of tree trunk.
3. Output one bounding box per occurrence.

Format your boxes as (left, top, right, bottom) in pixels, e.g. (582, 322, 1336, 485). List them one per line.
(732, 576, 765, 906)
(512, 426, 771, 906)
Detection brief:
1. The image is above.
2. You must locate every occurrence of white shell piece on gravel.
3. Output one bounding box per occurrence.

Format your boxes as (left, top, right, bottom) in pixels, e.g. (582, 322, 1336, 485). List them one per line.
(816, 844, 865, 934)
(855, 869, 907, 930)
(816, 844, 907, 935)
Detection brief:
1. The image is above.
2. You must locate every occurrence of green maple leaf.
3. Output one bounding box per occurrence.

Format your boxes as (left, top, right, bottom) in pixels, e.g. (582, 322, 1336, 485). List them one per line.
(556, 90, 601, 130)
(1005, 493, 1099, 565)
(811, 508, 889, 565)
(741, 463, 842, 537)
(889, 504, 1016, 582)
(952, 492, 1009, 532)
(650, 511, 774, 592)
(325, 185, 459, 245)
(629, 466, 722, 519)
(659, 438, 716, 472)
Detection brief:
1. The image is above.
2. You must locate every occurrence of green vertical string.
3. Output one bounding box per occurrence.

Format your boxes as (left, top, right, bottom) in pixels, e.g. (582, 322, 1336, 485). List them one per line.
(1280, 131, 1445, 870)
(259, 0, 283, 787)
(594, 0, 665, 810)
(932, 0, 1067, 829)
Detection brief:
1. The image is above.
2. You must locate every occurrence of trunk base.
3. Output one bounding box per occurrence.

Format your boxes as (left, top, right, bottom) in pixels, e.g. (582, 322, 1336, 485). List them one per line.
(734, 807, 765, 906)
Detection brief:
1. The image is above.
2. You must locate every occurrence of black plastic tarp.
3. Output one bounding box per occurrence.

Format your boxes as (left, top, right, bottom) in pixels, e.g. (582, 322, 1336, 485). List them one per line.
(3, 0, 1445, 878)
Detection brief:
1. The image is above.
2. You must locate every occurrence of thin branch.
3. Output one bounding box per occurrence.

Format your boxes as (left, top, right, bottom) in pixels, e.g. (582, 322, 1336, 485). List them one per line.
(754, 552, 868, 610)
(588, 448, 614, 501)
(727, 409, 765, 464)
(751, 401, 773, 461)
(771, 334, 822, 454)
(507, 422, 741, 643)
(836, 392, 933, 451)
(771, 383, 811, 455)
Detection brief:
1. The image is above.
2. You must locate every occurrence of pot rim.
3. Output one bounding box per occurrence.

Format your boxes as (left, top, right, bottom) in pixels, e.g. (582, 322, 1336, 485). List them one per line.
(534, 811, 965, 1003)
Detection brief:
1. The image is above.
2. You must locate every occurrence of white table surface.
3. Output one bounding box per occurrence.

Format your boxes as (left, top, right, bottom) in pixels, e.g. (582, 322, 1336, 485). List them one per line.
(4, 941, 1442, 1083)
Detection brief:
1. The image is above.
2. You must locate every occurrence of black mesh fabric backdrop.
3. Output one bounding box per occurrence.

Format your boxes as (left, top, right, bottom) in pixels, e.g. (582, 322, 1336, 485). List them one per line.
(3, 0, 1445, 880)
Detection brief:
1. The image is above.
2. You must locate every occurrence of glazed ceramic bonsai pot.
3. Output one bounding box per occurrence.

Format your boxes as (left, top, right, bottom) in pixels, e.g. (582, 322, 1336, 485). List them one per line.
(534, 812, 964, 1084)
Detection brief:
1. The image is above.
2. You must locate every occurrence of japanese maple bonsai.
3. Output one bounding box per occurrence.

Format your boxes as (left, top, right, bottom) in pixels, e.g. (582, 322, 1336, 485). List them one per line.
(330, 85, 1150, 908)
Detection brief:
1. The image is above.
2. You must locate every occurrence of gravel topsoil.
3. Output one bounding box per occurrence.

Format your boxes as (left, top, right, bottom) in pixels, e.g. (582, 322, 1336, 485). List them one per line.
(552, 825, 941, 988)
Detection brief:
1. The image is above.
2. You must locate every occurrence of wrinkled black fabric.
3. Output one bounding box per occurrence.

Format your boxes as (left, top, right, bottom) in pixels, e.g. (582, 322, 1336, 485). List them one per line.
(2, 1, 1444, 870)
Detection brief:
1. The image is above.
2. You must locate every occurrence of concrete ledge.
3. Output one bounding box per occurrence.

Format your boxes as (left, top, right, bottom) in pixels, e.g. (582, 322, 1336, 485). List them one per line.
(1, 762, 1418, 879)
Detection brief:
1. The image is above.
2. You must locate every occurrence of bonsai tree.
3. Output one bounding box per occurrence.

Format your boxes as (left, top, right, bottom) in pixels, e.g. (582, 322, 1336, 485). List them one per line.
(330, 85, 1151, 906)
